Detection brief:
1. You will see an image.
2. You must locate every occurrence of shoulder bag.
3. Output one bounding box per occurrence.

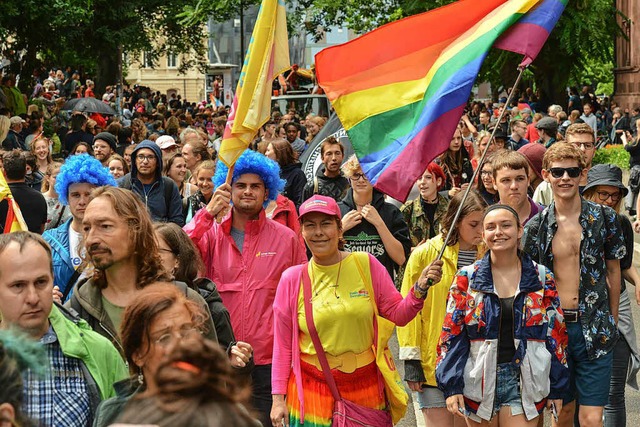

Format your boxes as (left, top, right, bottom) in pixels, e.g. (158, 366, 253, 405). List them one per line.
(301, 264, 393, 427)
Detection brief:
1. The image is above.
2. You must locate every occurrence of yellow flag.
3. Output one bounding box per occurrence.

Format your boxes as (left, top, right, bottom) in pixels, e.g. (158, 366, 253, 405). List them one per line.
(0, 171, 28, 233)
(218, 0, 290, 167)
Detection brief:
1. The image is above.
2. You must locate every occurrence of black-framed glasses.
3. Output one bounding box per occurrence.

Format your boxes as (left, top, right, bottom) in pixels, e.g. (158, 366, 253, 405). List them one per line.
(548, 167, 581, 179)
(574, 142, 595, 150)
(480, 170, 493, 177)
(350, 173, 367, 181)
(136, 154, 156, 162)
(596, 191, 621, 203)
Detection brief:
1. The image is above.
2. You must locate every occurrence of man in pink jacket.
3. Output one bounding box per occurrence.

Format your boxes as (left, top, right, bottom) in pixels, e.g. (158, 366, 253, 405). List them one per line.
(184, 150, 306, 426)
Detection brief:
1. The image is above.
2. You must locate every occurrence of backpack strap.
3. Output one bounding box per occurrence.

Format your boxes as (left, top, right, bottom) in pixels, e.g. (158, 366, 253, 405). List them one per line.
(313, 176, 319, 194)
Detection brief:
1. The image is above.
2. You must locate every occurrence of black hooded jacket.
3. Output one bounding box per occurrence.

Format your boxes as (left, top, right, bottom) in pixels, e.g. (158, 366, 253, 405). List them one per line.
(118, 140, 184, 226)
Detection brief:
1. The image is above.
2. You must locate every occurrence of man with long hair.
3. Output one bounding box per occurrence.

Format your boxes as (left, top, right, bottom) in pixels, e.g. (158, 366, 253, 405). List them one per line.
(43, 154, 116, 302)
(67, 186, 216, 352)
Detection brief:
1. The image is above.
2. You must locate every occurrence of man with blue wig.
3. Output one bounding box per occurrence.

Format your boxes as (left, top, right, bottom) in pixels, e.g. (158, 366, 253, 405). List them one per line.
(184, 149, 306, 426)
(43, 154, 116, 302)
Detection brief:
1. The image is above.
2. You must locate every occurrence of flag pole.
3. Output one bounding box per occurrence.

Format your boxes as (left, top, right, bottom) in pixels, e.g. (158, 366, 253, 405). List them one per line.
(426, 64, 528, 286)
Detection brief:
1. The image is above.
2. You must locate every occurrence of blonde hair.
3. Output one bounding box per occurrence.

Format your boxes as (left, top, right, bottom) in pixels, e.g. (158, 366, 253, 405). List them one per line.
(41, 161, 63, 192)
(583, 188, 622, 213)
(30, 137, 53, 165)
(341, 154, 361, 178)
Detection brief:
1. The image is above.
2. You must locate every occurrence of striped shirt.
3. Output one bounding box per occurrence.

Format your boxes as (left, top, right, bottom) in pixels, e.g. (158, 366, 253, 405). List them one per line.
(457, 249, 477, 269)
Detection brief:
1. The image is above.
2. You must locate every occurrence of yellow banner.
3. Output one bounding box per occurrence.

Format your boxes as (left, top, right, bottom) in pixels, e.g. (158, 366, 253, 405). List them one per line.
(218, 0, 290, 167)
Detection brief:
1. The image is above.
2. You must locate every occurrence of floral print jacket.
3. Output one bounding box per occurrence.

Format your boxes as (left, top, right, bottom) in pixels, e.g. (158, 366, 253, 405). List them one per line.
(435, 253, 569, 421)
(522, 199, 626, 359)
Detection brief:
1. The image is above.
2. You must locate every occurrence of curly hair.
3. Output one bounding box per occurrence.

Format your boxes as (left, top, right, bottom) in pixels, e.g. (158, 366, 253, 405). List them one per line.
(55, 154, 117, 205)
(84, 187, 171, 289)
(214, 149, 284, 208)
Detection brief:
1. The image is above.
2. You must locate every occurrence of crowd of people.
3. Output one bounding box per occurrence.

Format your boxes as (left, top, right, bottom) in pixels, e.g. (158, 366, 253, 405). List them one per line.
(1, 71, 640, 427)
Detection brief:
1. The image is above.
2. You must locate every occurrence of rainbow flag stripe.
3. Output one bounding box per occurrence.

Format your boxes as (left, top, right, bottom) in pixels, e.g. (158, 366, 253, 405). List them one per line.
(495, 0, 568, 65)
(316, 0, 548, 201)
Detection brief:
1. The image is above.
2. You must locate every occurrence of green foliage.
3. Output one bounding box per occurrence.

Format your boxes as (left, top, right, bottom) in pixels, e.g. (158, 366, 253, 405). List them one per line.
(0, 0, 211, 92)
(593, 145, 630, 170)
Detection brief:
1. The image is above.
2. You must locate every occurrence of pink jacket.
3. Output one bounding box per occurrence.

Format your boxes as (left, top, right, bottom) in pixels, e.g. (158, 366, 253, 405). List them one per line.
(272, 253, 424, 421)
(184, 208, 307, 365)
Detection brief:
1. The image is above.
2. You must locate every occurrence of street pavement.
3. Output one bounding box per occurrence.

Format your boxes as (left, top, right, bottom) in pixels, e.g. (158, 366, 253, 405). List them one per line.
(390, 222, 640, 427)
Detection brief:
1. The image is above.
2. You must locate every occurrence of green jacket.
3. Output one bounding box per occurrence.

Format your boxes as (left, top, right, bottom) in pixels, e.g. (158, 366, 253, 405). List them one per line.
(66, 278, 217, 355)
(49, 303, 128, 400)
(400, 194, 449, 248)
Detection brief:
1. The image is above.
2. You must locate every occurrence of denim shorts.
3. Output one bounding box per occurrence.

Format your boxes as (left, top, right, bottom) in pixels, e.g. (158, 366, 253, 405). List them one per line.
(564, 322, 614, 406)
(416, 385, 446, 409)
(467, 363, 524, 423)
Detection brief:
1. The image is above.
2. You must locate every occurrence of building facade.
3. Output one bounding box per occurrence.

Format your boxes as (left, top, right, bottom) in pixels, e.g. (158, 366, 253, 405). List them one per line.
(614, 0, 639, 109)
(126, 51, 206, 103)
(126, 7, 353, 102)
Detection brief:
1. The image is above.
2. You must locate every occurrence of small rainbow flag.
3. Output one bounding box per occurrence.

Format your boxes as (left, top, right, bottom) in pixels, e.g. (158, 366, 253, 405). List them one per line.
(316, 0, 565, 201)
(0, 172, 27, 233)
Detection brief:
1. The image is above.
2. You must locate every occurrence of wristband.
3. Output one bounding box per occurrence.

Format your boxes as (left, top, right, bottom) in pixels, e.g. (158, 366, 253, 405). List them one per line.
(413, 282, 429, 300)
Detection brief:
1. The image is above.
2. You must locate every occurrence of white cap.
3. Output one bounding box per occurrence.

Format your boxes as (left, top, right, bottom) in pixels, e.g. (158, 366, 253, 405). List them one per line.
(156, 135, 178, 150)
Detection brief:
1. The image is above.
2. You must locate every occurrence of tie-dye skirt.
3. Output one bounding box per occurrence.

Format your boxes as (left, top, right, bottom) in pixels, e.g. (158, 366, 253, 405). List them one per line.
(286, 360, 387, 427)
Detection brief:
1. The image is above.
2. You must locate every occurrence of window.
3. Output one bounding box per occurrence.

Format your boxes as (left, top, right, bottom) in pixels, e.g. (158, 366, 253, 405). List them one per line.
(167, 52, 178, 68)
(143, 52, 155, 68)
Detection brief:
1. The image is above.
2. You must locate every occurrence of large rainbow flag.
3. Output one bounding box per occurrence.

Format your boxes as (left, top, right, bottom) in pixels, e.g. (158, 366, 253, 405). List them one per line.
(218, 0, 290, 168)
(316, 0, 566, 201)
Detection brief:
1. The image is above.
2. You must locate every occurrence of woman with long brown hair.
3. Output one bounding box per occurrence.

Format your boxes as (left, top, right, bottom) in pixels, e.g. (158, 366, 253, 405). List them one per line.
(398, 191, 486, 427)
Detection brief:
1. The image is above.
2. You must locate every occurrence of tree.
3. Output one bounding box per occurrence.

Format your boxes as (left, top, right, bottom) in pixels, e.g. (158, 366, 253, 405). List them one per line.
(0, 0, 214, 94)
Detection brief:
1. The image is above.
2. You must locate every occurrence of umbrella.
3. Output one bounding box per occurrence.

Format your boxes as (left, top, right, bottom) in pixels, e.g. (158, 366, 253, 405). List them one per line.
(61, 97, 116, 115)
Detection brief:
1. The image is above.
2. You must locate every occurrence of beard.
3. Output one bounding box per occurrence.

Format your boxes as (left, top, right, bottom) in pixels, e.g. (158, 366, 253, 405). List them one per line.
(88, 245, 115, 270)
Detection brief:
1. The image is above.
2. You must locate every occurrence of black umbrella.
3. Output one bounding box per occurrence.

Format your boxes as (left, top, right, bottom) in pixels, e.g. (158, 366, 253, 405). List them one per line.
(61, 97, 116, 115)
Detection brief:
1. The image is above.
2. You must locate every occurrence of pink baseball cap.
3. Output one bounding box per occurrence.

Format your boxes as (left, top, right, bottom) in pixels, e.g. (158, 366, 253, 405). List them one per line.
(299, 195, 342, 219)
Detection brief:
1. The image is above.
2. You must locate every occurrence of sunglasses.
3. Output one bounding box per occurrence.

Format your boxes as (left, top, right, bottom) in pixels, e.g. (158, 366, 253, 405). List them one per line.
(548, 167, 582, 179)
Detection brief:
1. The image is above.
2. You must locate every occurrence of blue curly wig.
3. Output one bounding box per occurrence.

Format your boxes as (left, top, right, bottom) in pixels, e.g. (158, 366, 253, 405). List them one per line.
(55, 154, 118, 205)
(214, 150, 285, 208)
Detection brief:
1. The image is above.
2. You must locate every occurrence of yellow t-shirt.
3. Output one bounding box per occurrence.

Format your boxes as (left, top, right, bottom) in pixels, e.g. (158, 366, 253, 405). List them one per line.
(298, 253, 375, 356)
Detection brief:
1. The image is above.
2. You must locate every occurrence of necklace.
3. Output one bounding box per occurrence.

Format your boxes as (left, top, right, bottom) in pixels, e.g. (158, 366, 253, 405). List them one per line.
(312, 253, 344, 300)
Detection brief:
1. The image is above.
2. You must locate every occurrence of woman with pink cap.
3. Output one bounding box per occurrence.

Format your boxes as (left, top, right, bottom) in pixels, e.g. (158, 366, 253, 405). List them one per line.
(271, 195, 432, 427)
